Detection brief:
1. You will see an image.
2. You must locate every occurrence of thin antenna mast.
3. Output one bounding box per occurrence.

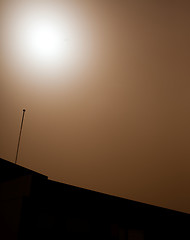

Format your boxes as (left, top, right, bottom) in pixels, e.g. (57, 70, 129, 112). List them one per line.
(15, 109, 26, 164)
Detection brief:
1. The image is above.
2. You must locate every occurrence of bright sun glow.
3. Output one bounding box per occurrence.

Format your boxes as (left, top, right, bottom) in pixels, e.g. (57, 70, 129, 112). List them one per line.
(2, 1, 92, 82)
(23, 16, 64, 64)
(14, 7, 78, 72)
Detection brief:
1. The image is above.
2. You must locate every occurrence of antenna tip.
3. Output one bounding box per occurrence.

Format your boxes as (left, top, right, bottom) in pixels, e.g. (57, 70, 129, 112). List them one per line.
(23, 109, 26, 112)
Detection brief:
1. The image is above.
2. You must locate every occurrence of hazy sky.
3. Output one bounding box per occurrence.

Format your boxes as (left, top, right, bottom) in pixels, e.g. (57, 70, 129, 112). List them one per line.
(1, 0, 190, 213)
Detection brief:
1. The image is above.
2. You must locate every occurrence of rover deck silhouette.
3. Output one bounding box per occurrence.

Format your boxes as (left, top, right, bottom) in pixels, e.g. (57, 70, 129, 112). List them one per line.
(0, 157, 189, 239)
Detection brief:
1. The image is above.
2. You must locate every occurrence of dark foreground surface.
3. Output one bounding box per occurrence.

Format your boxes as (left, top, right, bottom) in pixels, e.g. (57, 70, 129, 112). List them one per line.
(0, 157, 189, 240)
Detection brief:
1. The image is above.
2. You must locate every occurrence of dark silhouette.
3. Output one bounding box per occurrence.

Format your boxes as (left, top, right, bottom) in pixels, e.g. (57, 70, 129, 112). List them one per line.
(0, 157, 189, 240)
(15, 109, 26, 164)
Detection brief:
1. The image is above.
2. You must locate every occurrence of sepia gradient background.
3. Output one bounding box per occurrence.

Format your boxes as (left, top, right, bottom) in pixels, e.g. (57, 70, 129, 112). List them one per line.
(0, 0, 190, 213)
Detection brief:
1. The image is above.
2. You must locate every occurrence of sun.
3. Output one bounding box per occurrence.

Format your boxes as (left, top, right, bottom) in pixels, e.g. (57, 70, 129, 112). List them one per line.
(22, 15, 64, 65)
(11, 6, 74, 72)
(1, 1, 90, 81)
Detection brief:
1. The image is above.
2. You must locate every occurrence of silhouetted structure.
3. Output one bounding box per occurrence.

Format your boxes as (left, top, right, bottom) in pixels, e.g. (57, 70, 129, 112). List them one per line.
(0, 157, 189, 240)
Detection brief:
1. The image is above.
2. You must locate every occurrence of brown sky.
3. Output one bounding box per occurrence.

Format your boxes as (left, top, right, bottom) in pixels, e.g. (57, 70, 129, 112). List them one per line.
(0, 0, 190, 213)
